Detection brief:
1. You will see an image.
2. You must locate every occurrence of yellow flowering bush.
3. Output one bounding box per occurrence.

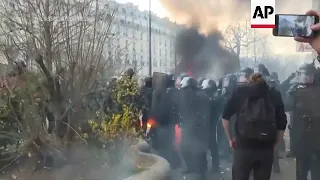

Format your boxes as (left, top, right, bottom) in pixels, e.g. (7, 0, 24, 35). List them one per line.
(86, 75, 142, 145)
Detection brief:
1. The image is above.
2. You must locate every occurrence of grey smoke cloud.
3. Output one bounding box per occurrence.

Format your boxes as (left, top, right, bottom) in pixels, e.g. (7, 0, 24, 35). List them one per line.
(175, 27, 240, 78)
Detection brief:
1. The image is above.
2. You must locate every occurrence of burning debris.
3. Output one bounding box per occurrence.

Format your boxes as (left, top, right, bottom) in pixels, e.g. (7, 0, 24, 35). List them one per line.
(175, 27, 240, 78)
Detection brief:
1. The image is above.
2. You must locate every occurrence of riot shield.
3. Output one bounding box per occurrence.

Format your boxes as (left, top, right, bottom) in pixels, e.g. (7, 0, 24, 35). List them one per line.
(151, 72, 168, 115)
(152, 72, 168, 90)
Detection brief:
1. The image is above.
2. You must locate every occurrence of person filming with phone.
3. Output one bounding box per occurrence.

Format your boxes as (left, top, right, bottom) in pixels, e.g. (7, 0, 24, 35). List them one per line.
(295, 10, 320, 54)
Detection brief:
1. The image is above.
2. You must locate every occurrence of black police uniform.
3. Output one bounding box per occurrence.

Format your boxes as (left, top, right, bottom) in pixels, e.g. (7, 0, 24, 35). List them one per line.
(217, 74, 237, 161)
(179, 77, 209, 179)
(155, 74, 181, 169)
(140, 76, 153, 130)
(199, 79, 221, 173)
(280, 73, 296, 158)
(286, 63, 320, 180)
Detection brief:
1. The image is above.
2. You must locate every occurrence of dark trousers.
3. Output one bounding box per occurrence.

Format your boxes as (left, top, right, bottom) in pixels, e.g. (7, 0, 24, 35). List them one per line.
(181, 151, 207, 178)
(232, 148, 274, 180)
(156, 126, 181, 169)
(296, 152, 320, 180)
(209, 133, 220, 172)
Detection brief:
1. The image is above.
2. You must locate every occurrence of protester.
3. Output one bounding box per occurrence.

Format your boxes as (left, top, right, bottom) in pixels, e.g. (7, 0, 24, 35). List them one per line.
(222, 73, 287, 180)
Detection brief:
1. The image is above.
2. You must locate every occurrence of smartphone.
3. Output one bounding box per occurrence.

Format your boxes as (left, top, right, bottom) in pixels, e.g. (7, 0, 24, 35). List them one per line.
(273, 14, 319, 37)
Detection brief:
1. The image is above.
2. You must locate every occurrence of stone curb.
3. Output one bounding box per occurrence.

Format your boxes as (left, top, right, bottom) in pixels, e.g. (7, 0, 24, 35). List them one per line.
(123, 140, 171, 180)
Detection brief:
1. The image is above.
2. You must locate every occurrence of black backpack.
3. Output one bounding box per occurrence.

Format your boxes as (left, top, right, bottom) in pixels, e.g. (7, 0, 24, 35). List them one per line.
(236, 88, 277, 141)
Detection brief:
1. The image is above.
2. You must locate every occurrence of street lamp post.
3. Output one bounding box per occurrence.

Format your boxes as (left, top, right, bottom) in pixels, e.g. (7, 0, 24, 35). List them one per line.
(148, 0, 152, 75)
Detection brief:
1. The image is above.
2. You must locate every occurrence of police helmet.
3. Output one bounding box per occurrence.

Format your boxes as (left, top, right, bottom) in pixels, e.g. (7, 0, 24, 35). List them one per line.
(270, 72, 279, 80)
(198, 77, 206, 86)
(254, 64, 270, 77)
(167, 73, 175, 81)
(222, 74, 237, 88)
(180, 77, 197, 89)
(237, 67, 253, 83)
(294, 63, 316, 84)
(144, 76, 152, 86)
(175, 73, 189, 87)
(166, 73, 175, 87)
(201, 79, 217, 90)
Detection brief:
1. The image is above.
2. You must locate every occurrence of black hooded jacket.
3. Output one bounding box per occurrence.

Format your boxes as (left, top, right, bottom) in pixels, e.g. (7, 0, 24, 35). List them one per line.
(222, 83, 287, 149)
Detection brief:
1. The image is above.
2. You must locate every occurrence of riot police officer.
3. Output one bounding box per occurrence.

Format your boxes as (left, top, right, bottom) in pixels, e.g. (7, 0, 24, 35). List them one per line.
(286, 63, 320, 180)
(280, 73, 296, 158)
(201, 79, 221, 174)
(217, 74, 237, 161)
(156, 73, 181, 169)
(140, 76, 153, 130)
(179, 76, 209, 179)
(199, 78, 221, 174)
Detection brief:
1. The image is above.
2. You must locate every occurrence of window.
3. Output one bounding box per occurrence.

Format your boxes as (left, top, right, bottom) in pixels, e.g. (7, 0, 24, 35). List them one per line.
(125, 54, 129, 63)
(125, 40, 128, 47)
(140, 32, 143, 40)
(141, 44, 143, 52)
(133, 42, 136, 51)
(120, 19, 124, 24)
(116, 25, 120, 34)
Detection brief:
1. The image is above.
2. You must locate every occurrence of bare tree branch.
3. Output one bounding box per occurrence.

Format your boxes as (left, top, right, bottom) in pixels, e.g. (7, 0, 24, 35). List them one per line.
(0, 0, 119, 145)
(223, 23, 266, 58)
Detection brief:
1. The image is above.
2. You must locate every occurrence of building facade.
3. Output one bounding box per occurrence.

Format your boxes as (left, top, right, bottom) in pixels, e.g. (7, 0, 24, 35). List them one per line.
(107, 1, 180, 76)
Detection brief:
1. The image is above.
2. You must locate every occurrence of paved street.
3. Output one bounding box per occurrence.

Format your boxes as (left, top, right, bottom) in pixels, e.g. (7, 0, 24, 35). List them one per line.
(171, 115, 296, 180)
(170, 157, 296, 180)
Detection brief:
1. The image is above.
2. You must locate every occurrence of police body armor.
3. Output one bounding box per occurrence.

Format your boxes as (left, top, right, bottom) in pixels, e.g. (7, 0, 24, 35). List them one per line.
(291, 85, 320, 152)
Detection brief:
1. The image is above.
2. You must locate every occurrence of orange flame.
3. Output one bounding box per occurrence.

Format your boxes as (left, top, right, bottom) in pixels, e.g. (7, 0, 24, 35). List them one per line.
(147, 118, 156, 128)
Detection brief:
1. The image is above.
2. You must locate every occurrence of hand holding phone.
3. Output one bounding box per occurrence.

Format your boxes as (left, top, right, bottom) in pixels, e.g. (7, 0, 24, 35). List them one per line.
(273, 14, 319, 37)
